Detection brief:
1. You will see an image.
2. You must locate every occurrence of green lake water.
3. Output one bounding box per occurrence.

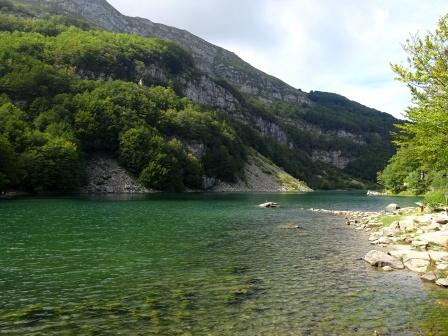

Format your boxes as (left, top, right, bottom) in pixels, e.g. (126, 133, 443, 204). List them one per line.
(1, 191, 448, 335)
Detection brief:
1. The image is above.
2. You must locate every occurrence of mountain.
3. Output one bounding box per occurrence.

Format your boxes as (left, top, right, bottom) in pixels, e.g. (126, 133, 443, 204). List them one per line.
(0, 0, 398, 191)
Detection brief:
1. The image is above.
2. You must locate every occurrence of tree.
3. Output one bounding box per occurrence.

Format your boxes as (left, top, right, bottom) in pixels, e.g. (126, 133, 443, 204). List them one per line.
(380, 15, 448, 193)
(390, 15, 448, 170)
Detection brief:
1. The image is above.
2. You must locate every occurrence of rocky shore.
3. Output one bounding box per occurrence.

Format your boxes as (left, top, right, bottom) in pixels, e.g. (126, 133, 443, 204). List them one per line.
(309, 206, 448, 287)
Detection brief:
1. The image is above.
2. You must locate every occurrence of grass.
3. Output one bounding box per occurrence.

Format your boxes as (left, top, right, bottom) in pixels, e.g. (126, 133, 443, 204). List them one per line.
(378, 214, 404, 227)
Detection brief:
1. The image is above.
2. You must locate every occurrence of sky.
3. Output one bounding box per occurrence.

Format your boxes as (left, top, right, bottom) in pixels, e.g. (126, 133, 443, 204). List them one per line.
(108, 0, 448, 118)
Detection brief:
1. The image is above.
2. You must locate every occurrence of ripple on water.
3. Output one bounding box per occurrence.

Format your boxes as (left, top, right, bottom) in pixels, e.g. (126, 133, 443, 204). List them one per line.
(1, 192, 448, 335)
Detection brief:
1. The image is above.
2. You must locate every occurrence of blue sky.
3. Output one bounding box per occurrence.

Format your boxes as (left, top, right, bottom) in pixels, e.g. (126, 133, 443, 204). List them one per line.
(108, 0, 448, 118)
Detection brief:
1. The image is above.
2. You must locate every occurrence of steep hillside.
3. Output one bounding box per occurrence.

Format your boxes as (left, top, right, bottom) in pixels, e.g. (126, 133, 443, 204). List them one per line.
(0, 0, 398, 190)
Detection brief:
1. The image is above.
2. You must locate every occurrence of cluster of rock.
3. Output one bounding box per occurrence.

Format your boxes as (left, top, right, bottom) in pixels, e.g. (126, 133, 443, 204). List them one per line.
(309, 206, 448, 287)
(81, 156, 149, 194)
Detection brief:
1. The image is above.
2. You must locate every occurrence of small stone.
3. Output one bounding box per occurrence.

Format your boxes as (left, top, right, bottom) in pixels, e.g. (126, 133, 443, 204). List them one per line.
(436, 278, 448, 287)
(382, 266, 393, 272)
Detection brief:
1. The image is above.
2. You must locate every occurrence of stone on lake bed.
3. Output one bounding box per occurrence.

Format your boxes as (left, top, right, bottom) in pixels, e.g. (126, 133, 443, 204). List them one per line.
(436, 278, 448, 287)
(363, 250, 404, 270)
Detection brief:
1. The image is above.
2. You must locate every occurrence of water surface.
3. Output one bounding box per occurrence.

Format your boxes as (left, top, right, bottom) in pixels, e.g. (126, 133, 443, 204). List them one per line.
(1, 191, 448, 335)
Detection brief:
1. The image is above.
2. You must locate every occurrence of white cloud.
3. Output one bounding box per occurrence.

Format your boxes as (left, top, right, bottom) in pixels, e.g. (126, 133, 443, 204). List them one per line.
(108, 0, 448, 118)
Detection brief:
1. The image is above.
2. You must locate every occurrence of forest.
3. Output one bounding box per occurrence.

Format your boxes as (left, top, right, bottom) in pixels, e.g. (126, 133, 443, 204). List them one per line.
(0, 14, 245, 192)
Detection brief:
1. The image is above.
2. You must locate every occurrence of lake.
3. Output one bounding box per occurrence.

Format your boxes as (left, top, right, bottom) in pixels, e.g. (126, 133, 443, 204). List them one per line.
(1, 191, 448, 335)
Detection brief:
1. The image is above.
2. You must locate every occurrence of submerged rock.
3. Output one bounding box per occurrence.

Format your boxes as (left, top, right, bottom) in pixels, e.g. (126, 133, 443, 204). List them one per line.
(363, 250, 404, 270)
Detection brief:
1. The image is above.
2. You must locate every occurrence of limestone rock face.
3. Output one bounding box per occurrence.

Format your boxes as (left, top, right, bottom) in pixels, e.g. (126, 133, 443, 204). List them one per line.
(311, 150, 353, 169)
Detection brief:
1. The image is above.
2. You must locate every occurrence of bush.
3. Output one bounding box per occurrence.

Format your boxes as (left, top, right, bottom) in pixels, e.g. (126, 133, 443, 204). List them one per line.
(424, 191, 448, 207)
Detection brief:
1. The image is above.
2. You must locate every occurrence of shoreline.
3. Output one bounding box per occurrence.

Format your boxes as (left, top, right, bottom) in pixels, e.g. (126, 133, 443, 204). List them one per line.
(309, 206, 448, 287)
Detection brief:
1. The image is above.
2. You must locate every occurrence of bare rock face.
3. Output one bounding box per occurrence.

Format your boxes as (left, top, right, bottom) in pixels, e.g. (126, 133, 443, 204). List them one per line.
(311, 150, 353, 169)
(81, 156, 149, 194)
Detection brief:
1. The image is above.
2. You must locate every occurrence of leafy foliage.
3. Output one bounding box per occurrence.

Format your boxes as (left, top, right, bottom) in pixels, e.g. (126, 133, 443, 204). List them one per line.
(379, 15, 448, 198)
(0, 14, 244, 192)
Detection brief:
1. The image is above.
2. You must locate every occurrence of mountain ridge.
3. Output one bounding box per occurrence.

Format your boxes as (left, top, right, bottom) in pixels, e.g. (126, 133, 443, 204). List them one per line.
(11, 0, 310, 105)
(1, 0, 399, 190)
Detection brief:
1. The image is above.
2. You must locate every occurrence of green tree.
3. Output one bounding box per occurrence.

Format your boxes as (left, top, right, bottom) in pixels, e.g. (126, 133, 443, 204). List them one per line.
(380, 15, 448, 195)
(20, 136, 84, 192)
(119, 126, 164, 174)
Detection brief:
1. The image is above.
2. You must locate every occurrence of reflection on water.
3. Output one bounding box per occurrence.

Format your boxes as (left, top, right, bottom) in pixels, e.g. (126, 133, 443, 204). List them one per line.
(1, 191, 448, 335)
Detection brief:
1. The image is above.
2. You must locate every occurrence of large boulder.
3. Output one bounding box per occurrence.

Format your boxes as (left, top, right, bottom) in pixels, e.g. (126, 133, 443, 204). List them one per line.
(435, 215, 448, 225)
(429, 251, 448, 262)
(382, 222, 400, 237)
(419, 231, 448, 247)
(421, 272, 437, 282)
(363, 250, 404, 269)
(398, 218, 416, 232)
(436, 278, 448, 287)
(404, 258, 430, 273)
(385, 203, 400, 213)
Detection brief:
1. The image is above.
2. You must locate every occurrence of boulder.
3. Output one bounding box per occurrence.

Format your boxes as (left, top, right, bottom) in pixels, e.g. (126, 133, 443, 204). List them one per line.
(436, 264, 448, 271)
(422, 223, 441, 232)
(378, 237, 392, 245)
(363, 250, 404, 269)
(429, 251, 448, 262)
(404, 258, 430, 273)
(435, 215, 448, 225)
(258, 202, 280, 208)
(419, 231, 448, 247)
(436, 278, 448, 287)
(398, 218, 416, 232)
(421, 272, 437, 282)
(382, 222, 400, 237)
(385, 203, 400, 213)
(411, 240, 428, 249)
(402, 251, 430, 262)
